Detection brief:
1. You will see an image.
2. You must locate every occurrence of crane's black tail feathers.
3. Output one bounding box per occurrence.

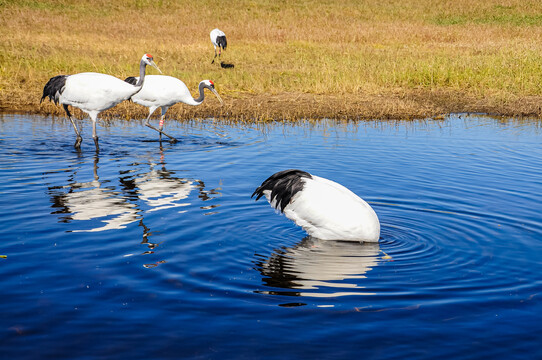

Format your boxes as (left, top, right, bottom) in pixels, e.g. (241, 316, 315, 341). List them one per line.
(41, 75, 68, 105)
(216, 35, 227, 50)
(124, 76, 138, 86)
(252, 169, 312, 212)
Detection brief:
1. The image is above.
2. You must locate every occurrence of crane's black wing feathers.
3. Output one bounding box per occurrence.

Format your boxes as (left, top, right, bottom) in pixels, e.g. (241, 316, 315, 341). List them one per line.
(124, 76, 138, 85)
(252, 169, 312, 212)
(216, 35, 227, 50)
(41, 75, 68, 104)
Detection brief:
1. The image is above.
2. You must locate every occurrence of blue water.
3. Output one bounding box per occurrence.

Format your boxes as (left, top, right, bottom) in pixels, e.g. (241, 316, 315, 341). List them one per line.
(1, 114, 542, 359)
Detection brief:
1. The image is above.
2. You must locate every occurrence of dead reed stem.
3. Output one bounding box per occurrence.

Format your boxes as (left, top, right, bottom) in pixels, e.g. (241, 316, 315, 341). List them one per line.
(2, 0, 542, 120)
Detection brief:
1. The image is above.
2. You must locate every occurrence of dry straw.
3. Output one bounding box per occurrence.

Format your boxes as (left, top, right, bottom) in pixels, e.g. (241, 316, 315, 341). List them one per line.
(2, 0, 542, 120)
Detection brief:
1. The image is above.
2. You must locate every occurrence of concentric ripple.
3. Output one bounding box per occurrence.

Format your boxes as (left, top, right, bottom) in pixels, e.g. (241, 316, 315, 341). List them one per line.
(252, 196, 542, 307)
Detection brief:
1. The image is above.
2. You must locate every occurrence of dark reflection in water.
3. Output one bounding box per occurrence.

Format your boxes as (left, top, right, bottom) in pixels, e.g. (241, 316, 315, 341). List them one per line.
(255, 237, 385, 301)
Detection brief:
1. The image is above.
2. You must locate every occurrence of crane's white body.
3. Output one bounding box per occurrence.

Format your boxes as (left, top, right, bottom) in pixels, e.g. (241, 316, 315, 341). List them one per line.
(61, 73, 141, 113)
(260, 173, 380, 242)
(130, 75, 201, 110)
(210, 28, 225, 48)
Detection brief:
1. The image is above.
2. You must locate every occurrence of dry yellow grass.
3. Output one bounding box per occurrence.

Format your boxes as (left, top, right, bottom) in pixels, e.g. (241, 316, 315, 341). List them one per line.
(1, 0, 542, 120)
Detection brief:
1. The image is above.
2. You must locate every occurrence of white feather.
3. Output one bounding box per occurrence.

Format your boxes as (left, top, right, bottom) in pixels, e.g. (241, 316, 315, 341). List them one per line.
(130, 75, 200, 108)
(61, 73, 140, 112)
(210, 28, 225, 46)
(263, 174, 380, 242)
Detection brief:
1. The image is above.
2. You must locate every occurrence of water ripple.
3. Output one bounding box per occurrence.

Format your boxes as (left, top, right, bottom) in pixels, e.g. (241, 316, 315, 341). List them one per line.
(249, 188, 542, 308)
(2, 114, 542, 358)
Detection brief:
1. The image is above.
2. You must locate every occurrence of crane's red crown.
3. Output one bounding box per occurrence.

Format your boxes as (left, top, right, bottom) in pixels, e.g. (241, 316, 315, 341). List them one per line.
(145, 53, 153, 59)
(209, 80, 214, 86)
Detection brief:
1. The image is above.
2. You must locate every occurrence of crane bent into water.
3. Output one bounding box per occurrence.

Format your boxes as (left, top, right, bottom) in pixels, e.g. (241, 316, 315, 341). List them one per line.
(41, 54, 161, 151)
(252, 169, 380, 242)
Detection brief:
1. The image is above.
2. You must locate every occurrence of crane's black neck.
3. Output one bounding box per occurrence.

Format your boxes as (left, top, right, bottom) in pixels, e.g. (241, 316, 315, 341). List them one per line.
(135, 60, 147, 87)
(193, 82, 207, 104)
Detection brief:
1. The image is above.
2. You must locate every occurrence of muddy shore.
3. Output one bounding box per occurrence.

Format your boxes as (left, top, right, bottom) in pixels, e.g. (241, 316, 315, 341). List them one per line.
(3, 90, 542, 121)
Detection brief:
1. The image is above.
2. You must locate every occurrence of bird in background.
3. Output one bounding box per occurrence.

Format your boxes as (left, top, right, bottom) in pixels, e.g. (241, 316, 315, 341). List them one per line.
(41, 54, 161, 151)
(252, 169, 380, 242)
(124, 75, 224, 142)
(210, 28, 227, 64)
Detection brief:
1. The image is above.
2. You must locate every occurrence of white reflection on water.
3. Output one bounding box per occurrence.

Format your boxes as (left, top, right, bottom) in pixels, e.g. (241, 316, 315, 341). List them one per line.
(49, 155, 140, 232)
(48, 153, 220, 233)
(255, 237, 385, 298)
(134, 162, 197, 213)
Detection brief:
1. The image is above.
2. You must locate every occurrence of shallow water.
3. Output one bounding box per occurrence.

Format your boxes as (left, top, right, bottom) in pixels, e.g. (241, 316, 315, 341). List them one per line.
(1, 114, 541, 359)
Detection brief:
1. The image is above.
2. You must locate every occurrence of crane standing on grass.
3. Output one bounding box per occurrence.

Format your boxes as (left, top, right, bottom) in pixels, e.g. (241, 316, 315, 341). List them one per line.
(124, 75, 224, 142)
(41, 54, 161, 151)
(210, 28, 227, 64)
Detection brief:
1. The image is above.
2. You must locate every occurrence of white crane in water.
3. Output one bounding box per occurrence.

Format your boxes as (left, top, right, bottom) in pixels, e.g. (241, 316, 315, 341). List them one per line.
(252, 169, 380, 242)
(41, 54, 161, 151)
(124, 76, 224, 142)
(210, 28, 227, 64)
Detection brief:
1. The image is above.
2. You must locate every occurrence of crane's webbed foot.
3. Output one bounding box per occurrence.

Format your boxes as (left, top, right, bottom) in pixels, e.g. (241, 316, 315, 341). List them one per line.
(74, 136, 82, 149)
(146, 123, 177, 143)
(160, 131, 178, 143)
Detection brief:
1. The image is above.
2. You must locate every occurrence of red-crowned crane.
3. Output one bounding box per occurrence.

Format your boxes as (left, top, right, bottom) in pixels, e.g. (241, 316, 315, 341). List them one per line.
(124, 76, 224, 142)
(210, 28, 227, 64)
(41, 54, 161, 151)
(252, 169, 381, 242)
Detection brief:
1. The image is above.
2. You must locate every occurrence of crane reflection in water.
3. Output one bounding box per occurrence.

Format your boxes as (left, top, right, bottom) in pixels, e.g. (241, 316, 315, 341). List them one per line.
(254, 237, 387, 303)
(49, 155, 139, 232)
(48, 146, 221, 267)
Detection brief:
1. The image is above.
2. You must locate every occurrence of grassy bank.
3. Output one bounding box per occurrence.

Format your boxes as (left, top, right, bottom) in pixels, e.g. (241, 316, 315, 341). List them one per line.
(2, 0, 542, 120)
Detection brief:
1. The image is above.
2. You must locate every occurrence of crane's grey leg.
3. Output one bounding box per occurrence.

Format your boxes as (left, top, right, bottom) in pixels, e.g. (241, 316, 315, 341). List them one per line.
(212, 46, 217, 64)
(158, 116, 178, 143)
(144, 107, 177, 143)
(90, 113, 99, 152)
(158, 116, 163, 142)
(64, 105, 82, 148)
(70, 119, 82, 149)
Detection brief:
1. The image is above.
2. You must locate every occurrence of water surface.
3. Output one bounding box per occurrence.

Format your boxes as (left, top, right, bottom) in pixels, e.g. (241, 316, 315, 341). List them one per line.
(1, 114, 541, 359)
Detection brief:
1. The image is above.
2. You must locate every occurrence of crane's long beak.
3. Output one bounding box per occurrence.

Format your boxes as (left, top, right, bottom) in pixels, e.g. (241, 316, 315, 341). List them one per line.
(150, 60, 162, 74)
(211, 88, 224, 105)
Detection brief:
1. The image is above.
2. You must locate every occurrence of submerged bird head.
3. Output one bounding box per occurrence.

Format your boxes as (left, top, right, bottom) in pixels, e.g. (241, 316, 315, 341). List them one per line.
(141, 53, 162, 73)
(202, 80, 224, 105)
